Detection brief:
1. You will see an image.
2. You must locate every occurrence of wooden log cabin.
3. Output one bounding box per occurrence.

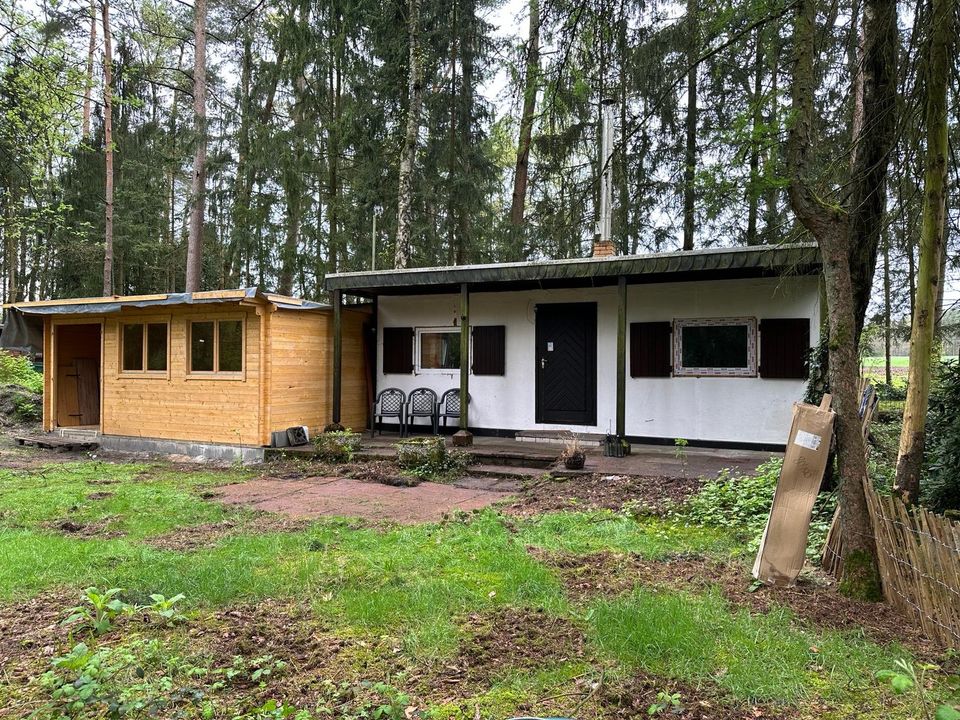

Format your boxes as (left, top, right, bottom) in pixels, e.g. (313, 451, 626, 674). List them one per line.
(5, 289, 369, 455)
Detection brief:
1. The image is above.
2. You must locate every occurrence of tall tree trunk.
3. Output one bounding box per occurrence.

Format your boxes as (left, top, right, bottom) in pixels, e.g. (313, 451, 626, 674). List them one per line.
(787, 0, 880, 600)
(509, 0, 539, 230)
(101, 0, 114, 296)
(185, 0, 207, 292)
(395, 0, 424, 269)
(456, 0, 475, 265)
(745, 27, 764, 245)
(894, 0, 951, 504)
(225, 31, 252, 287)
(883, 231, 892, 386)
(82, 0, 96, 141)
(682, 0, 698, 251)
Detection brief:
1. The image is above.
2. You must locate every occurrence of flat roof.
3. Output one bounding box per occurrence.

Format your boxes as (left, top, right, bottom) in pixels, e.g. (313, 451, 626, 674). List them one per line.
(325, 243, 821, 297)
(5, 288, 329, 316)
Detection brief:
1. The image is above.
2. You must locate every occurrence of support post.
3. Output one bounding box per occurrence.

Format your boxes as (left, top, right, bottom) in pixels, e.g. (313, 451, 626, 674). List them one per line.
(616, 275, 627, 442)
(453, 283, 473, 446)
(331, 289, 343, 428)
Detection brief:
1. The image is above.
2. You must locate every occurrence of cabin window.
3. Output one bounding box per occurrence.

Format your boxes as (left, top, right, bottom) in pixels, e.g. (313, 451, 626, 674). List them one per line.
(416, 327, 461, 372)
(673, 318, 757, 377)
(189, 319, 244, 375)
(121, 322, 167, 373)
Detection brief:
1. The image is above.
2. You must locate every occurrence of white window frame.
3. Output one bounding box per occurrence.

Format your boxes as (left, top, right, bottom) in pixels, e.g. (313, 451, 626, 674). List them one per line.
(415, 326, 462, 374)
(673, 317, 757, 377)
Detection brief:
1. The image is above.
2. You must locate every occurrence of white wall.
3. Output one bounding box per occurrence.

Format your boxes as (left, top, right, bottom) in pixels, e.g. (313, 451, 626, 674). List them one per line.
(376, 275, 820, 445)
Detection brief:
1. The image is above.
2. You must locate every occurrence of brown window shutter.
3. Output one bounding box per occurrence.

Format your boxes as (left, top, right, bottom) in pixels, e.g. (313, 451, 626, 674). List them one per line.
(630, 322, 672, 377)
(759, 318, 810, 379)
(472, 325, 505, 375)
(382, 327, 414, 374)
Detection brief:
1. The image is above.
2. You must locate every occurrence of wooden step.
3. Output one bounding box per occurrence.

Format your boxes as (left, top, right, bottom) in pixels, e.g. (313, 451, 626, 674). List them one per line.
(15, 435, 99, 452)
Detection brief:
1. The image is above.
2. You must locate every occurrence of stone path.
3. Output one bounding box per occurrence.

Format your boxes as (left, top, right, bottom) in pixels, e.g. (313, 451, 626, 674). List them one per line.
(216, 476, 512, 523)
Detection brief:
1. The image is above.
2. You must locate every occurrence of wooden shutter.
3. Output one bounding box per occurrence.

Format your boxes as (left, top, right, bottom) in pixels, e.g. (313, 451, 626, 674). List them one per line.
(382, 327, 413, 374)
(759, 318, 810, 379)
(472, 325, 505, 375)
(630, 322, 672, 377)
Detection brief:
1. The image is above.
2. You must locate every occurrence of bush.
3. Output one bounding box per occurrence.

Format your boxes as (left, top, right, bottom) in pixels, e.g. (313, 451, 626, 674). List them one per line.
(396, 436, 471, 481)
(0, 350, 42, 393)
(0, 385, 42, 426)
(923, 361, 960, 514)
(679, 458, 836, 560)
(313, 430, 362, 463)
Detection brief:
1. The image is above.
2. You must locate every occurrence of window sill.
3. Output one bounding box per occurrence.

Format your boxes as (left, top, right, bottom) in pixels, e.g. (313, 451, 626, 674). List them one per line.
(185, 372, 246, 381)
(118, 371, 169, 380)
(673, 370, 757, 378)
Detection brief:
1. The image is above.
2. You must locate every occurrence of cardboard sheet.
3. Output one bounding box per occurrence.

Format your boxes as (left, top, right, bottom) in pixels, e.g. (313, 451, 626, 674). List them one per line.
(753, 395, 836, 586)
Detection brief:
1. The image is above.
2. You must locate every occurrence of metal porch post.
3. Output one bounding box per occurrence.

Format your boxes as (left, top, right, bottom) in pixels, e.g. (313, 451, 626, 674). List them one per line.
(332, 289, 342, 427)
(453, 282, 473, 446)
(616, 275, 627, 440)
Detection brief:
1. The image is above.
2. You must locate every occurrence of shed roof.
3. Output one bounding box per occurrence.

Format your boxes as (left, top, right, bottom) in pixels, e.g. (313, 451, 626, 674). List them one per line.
(5, 288, 329, 316)
(325, 242, 821, 297)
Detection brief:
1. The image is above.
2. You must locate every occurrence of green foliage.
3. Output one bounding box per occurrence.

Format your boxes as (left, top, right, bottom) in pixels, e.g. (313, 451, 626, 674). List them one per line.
(679, 458, 836, 560)
(647, 690, 682, 715)
(313, 430, 362, 463)
(395, 436, 471, 482)
(875, 659, 960, 720)
(146, 592, 187, 626)
(63, 587, 134, 636)
(924, 361, 960, 513)
(0, 350, 43, 393)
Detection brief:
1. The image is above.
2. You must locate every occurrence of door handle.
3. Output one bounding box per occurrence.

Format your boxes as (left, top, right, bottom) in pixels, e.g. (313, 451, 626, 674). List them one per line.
(540, 357, 547, 369)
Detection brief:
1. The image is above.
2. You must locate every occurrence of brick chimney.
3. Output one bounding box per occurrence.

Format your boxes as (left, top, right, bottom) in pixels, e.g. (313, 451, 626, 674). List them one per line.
(592, 238, 616, 258)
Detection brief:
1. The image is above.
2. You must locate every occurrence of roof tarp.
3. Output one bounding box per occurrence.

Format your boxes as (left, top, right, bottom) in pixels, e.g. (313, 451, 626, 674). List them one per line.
(0, 308, 43, 355)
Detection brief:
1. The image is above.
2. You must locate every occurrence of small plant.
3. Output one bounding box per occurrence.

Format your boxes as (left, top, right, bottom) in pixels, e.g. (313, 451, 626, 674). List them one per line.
(314, 430, 362, 463)
(674, 438, 689, 478)
(41, 642, 110, 716)
(146, 592, 187, 626)
(225, 654, 288, 687)
(560, 432, 586, 470)
(648, 690, 682, 715)
(63, 587, 134, 636)
(875, 658, 960, 720)
(0, 349, 43, 393)
(396, 436, 470, 481)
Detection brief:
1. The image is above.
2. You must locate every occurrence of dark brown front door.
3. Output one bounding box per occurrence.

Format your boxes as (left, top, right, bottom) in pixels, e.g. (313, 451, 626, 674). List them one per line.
(535, 303, 597, 425)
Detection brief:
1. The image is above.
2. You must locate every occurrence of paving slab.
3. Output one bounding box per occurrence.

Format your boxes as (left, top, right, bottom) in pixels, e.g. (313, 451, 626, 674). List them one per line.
(216, 476, 511, 523)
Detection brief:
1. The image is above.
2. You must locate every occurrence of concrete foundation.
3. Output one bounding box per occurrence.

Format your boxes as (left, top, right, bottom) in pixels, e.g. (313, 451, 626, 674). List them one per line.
(98, 434, 265, 464)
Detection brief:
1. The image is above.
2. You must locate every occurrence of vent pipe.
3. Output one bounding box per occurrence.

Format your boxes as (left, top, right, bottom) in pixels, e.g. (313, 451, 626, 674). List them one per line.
(593, 98, 616, 257)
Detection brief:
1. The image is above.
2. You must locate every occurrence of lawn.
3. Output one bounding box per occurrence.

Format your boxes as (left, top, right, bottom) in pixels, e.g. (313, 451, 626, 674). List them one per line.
(0, 454, 956, 720)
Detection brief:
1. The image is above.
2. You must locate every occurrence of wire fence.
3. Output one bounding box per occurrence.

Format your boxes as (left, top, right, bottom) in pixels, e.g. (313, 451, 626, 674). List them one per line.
(860, 480, 960, 648)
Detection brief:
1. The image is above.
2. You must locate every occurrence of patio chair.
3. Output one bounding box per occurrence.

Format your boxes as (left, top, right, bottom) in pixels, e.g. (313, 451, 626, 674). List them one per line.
(438, 388, 469, 429)
(371, 388, 406, 437)
(405, 387, 439, 435)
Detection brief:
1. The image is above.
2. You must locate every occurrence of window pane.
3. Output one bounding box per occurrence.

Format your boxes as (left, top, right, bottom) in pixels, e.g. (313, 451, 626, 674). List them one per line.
(191, 322, 215, 372)
(681, 325, 749, 369)
(146, 323, 167, 371)
(218, 320, 243, 372)
(420, 332, 460, 369)
(122, 324, 144, 371)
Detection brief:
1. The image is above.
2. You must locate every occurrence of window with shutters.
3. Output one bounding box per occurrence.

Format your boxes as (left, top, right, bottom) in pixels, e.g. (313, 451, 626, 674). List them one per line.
(630, 322, 672, 377)
(674, 318, 757, 377)
(472, 325, 505, 375)
(382, 327, 414, 374)
(759, 318, 810, 379)
(416, 327, 461, 372)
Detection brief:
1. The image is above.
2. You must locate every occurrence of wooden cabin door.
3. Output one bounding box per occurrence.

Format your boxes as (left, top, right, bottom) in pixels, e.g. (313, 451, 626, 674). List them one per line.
(55, 324, 101, 427)
(535, 303, 597, 426)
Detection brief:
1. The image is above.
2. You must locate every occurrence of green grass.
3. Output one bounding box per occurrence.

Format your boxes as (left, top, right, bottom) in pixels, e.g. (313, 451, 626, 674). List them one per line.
(2, 457, 956, 719)
(861, 356, 910, 368)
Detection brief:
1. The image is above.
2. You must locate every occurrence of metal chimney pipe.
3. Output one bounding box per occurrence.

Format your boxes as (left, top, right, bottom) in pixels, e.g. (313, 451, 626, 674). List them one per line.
(596, 98, 616, 249)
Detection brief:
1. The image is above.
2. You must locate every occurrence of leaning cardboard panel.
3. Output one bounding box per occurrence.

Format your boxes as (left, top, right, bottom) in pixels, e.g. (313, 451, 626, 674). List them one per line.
(753, 394, 836, 586)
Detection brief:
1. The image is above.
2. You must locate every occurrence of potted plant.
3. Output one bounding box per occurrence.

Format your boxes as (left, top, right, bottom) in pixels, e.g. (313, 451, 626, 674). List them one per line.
(561, 433, 586, 470)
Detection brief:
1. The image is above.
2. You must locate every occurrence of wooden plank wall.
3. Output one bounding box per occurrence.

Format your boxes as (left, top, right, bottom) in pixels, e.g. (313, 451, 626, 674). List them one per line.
(267, 307, 369, 435)
(101, 305, 262, 445)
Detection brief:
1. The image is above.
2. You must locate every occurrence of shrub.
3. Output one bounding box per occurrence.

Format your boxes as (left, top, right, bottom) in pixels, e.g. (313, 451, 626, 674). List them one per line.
(679, 458, 836, 560)
(0, 350, 43, 393)
(396, 436, 470, 481)
(924, 360, 960, 514)
(313, 430, 362, 463)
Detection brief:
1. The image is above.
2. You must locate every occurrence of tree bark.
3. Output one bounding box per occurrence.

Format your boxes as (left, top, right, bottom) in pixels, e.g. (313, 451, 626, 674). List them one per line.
(883, 231, 892, 386)
(509, 0, 539, 230)
(185, 0, 207, 293)
(82, 0, 96, 141)
(101, 0, 114, 296)
(746, 27, 764, 245)
(682, 0, 698, 251)
(395, 0, 424, 270)
(894, 0, 951, 504)
(787, 0, 880, 600)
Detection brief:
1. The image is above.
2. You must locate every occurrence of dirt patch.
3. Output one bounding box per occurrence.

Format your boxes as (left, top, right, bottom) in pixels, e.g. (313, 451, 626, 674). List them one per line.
(531, 548, 940, 658)
(43, 516, 125, 539)
(146, 515, 311, 551)
(86, 491, 114, 500)
(0, 589, 76, 689)
(509, 473, 702, 517)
